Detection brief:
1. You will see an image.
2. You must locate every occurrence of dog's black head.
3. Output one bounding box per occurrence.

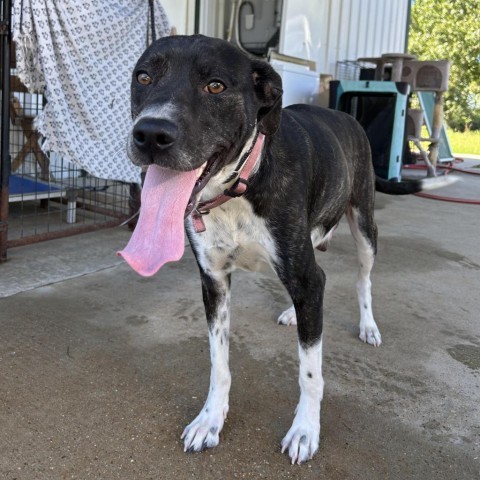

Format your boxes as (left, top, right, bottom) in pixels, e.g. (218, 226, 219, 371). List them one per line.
(127, 35, 282, 173)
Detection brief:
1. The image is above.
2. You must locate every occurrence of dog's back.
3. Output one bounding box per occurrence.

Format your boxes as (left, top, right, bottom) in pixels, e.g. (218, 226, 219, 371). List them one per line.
(260, 104, 375, 233)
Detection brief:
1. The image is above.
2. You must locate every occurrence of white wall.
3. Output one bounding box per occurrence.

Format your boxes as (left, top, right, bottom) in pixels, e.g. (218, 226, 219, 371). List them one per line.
(161, 0, 197, 34)
(280, 0, 409, 76)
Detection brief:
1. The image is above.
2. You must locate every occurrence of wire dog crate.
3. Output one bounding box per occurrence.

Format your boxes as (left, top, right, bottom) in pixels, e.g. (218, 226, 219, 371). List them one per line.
(0, 1, 137, 261)
(335, 59, 380, 82)
(336, 60, 364, 81)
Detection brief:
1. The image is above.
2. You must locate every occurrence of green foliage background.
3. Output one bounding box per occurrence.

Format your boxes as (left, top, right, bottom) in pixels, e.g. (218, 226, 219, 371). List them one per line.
(409, 0, 480, 131)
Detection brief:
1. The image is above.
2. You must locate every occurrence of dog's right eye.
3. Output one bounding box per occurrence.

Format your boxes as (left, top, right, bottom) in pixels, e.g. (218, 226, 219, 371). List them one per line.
(137, 72, 153, 86)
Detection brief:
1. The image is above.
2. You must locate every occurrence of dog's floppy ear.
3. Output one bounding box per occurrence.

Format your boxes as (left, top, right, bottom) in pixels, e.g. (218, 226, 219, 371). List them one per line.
(251, 60, 283, 136)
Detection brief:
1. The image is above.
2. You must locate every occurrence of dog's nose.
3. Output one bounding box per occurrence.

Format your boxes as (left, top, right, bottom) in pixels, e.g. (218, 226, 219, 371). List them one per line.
(132, 118, 178, 152)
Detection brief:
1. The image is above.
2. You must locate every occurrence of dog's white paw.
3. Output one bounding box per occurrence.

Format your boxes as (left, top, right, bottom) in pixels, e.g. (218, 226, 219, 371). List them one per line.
(181, 405, 228, 453)
(277, 305, 297, 326)
(281, 420, 320, 464)
(359, 324, 382, 347)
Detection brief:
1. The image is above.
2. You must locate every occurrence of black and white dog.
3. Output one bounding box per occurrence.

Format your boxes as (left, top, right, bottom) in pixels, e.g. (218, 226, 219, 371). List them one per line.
(119, 35, 455, 464)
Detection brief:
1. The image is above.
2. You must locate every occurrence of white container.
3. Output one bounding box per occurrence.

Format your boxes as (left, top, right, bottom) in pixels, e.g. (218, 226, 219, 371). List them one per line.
(270, 60, 320, 106)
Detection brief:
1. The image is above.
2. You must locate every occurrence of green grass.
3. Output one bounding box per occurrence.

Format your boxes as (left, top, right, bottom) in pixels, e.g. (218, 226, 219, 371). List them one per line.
(446, 128, 480, 155)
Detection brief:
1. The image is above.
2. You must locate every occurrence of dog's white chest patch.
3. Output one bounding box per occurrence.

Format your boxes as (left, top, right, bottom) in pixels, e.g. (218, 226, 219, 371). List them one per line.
(187, 198, 278, 274)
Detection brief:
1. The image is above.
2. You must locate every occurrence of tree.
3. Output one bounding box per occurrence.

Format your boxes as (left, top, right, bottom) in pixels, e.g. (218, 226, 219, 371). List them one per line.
(409, 0, 480, 131)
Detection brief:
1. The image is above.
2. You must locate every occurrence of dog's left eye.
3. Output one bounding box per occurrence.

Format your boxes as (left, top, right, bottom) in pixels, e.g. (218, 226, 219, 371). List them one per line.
(204, 81, 226, 94)
(137, 72, 153, 86)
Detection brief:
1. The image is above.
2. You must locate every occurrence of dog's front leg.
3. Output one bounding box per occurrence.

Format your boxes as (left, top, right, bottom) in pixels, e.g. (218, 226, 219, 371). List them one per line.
(182, 270, 231, 452)
(277, 255, 326, 464)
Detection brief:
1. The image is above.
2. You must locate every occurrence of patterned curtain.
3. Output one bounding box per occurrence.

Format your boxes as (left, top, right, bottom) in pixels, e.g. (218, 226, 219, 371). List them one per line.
(12, 0, 170, 183)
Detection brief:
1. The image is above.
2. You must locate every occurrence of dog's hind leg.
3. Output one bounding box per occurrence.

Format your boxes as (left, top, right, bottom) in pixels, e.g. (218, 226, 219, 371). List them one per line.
(277, 304, 297, 326)
(346, 206, 382, 346)
(276, 245, 325, 464)
(182, 271, 232, 452)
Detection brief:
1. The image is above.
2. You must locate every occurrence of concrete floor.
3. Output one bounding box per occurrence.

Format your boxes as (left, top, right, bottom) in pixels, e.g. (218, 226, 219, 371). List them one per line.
(1, 184, 480, 479)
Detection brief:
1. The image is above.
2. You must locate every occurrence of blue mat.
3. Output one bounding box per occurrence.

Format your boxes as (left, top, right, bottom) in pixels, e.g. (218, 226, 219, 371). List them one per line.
(9, 174, 61, 196)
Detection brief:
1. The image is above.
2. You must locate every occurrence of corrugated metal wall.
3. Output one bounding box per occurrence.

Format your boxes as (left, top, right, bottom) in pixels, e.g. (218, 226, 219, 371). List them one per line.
(328, 0, 409, 70)
(179, 0, 410, 77)
(280, 0, 410, 75)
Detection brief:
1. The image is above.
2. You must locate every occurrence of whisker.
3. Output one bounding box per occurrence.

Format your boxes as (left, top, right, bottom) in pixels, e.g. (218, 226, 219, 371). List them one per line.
(118, 210, 140, 227)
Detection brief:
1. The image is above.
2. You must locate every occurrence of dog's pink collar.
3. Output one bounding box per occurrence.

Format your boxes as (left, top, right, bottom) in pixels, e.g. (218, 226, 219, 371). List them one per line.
(190, 132, 265, 233)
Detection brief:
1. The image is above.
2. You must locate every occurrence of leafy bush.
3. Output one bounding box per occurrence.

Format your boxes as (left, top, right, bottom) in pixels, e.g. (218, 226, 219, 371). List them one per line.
(409, 0, 480, 131)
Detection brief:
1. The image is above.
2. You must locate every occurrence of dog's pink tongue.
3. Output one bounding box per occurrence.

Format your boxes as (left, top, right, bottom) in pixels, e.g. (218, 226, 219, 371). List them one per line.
(118, 164, 199, 277)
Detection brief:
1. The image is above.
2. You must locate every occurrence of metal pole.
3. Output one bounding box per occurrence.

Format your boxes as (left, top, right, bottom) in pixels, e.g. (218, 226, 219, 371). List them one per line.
(194, 0, 201, 34)
(404, 0, 412, 53)
(0, 0, 12, 262)
(428, 91, 444, 174)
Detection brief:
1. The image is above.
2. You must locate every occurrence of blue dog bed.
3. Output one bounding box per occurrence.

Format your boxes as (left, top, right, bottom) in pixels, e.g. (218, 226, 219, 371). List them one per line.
(9, 174, 63, 202)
